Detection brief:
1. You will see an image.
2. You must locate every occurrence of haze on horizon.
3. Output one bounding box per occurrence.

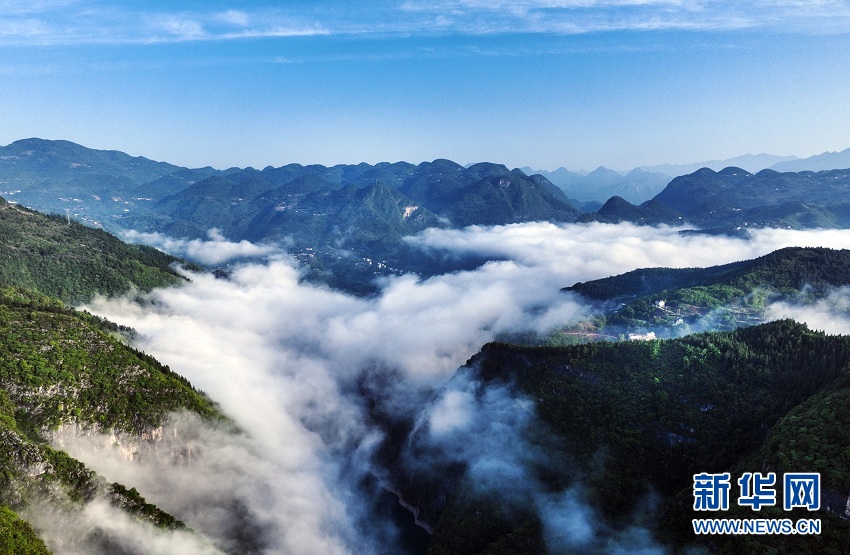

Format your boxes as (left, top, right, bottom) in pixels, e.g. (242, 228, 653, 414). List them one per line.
(1, 1, 850, 171)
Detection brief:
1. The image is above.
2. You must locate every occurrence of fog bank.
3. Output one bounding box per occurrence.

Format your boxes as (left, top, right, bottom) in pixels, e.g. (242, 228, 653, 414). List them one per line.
(69, 222, 850, 554)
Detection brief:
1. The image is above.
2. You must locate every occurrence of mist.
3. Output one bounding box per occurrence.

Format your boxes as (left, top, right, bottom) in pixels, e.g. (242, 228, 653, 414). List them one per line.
(21, 491, 226, 555)
(122, 228, 282, 265)
(60, 222, 850, 554)
(766, 285, 850, 335)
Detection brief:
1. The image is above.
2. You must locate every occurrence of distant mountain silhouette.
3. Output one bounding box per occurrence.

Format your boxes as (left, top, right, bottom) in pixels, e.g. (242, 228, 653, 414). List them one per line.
(640, 153, 798, 176)
(770, 146, 850, 172)
(576, 195, 683, 225)
(5, 137, 850, 291)
(521, 165, 670, 203)
(650, 166, 850, 229)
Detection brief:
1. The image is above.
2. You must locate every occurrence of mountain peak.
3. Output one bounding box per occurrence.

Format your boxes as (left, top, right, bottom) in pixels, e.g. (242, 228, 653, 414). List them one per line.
(717, 166, 751, 177)
(588, 165, 621, 176)
(598, 195, 633, 214)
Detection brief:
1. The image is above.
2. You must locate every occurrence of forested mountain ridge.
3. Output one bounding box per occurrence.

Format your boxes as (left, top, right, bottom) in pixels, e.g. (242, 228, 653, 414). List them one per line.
(581, 166, 850, 231)
(651, 166, 850, 229)
(0, 287, 224, 553)
(8, 138, 850, 295)
(575, 195, 684, 225)
(6, 139, 850, 242)
(560, 247, 850, 337)
(422, 320, 850, 554)
(1, 139, 582, 292)
(0, 138, 180, 188)
(127, 161, 580, 239)
(123, 160, 582, 292)
(567, 247, 850, 301)
(1, 139, 578, 237)
(0, 195, 193, 304)
(0, 193, 226, 552)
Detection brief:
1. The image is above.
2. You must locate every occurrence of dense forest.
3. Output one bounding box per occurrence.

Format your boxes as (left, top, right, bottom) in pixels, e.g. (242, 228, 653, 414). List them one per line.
(417, 320, 850, 554)
(0, 197, 226, 552)
(0, 196, 192, 304)
(562, 247, 850, 337)
(0, 286, 224, 552)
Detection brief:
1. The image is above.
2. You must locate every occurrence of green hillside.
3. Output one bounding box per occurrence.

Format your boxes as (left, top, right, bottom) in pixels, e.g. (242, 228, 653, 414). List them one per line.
(576, 196, 684, 225)
(562, 247, 850, 336)
(426, 320, 850, 554)
(0, 197, 192, 304)
(0, 287, 223, 552)
(0, 197, 223, 551)
(650, 167, 850, 230)
(0, 505, 50, 554)
(0, 138, 179, 190)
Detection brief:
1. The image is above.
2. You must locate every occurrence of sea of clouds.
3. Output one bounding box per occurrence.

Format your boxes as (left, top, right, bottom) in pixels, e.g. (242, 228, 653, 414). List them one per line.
(36, 222, 850, 554)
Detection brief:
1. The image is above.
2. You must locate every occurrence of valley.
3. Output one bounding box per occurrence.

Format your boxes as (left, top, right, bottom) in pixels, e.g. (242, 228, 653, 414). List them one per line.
(2, 139, 850, 554)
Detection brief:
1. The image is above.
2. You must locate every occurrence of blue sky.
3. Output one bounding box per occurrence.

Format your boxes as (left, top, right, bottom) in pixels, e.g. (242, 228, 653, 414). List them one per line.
(1, 1, 850, 171)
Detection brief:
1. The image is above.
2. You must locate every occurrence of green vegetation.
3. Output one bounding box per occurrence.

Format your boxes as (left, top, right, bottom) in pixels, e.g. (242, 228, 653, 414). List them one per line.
(576, 196, 683, 225)
(109, 483, 186, 530)
(0, 199, 192, 304)
(429, 486, 544, 555)
(565, 247, 850, 336)
(568, 247, 850, 302)
(0, 138, 178, 190)
(0, 287, 218, 434)
(0, 506, 51, 555)
(0, 283, 222, 550)
(429, 320, 850, 553)
(653, 166, 850, 229)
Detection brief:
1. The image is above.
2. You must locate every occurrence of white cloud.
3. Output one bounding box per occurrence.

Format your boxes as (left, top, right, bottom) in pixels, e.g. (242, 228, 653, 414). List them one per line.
(408, 222, 850, 284)
(398, 0, 760, 33)
(1, 1, 848, 47)
(75, 223, 850, 553)
(121, 228, 282, 266)
(82, 269, 377, 553)
(23, 495, 226, 555)
(0, 18, 50, 37)
(0, 0, 76, 16)
(215, 9, 251, 27)
(0, 5, 329, 46)
(49, 413, 358, 555)
(153, 15, 207, 40)
(427, 389, 474, 435)
(766, 286, 850, 335)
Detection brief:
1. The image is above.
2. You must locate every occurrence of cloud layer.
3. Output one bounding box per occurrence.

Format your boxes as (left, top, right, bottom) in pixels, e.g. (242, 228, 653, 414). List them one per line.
(122, 228, 282, 266)
(67, 222, 850, 554)
(2, 1, 850, 46)
(767, 285, 850, 335)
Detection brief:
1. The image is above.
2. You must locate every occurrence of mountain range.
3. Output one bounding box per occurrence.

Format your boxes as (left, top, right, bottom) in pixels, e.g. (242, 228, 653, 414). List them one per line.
(2, 139, 584, 292)
(582, 165, 850, 232)
(6, 138, 850, 293)
(526, 147, 850, 203)
(4, 138, 850, 553)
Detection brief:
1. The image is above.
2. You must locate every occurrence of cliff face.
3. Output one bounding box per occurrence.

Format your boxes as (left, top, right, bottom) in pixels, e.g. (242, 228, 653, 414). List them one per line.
(47, 418, 201, 467)
(0, 286, 225, 552)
